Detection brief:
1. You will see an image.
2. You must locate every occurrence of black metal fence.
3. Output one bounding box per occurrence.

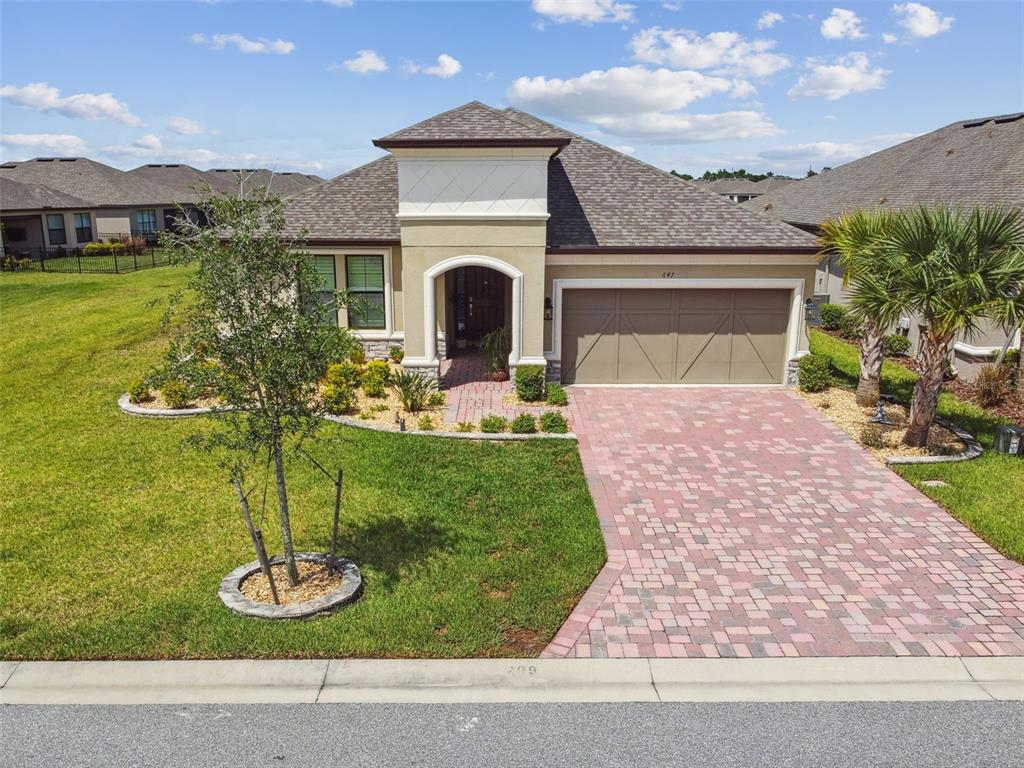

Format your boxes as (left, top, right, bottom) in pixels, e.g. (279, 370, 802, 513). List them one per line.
(1, 244, 172, 274)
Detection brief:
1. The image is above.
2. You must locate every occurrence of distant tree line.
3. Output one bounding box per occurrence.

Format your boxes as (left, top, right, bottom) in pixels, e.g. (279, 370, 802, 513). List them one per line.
(670, 167, 831, 181)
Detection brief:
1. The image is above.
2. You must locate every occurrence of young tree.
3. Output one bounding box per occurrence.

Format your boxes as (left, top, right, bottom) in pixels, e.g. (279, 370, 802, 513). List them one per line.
(819, 210, 904, 406)
(882, 206, 1024, 447)
(159, 193, 355, 585)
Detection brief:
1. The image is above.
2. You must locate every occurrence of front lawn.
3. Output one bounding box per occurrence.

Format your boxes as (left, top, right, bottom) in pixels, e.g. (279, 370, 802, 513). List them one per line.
(810, 330, 1024, 562)
(0, 269, 605, 660)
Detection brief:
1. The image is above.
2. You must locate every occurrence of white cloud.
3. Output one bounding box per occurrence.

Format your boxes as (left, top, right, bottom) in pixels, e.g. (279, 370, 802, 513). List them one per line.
(167, 116, 217, 135)
(190, 33, 295, 55)
(893, 2, 953, 38)
(882, 32, 899, 44)
(612, 145, 636, 154)
(338, 49, 388, 74)
(102, 133, 165, 157)
(319, 0, 354, 6)
(630, 28, 791, 78)
(788, 52, 887, 100)
(820, 8, 866, 39)
(0, 82, 140, 125)
(406, 53, 462, 78)
(0, 133, 88, 156)
(758, 132, 915, 167)
(756, 11, 784, 30)
(507, 66, 778, 143)
(531, 0, 635, 25)
(661, 2, 682, 11)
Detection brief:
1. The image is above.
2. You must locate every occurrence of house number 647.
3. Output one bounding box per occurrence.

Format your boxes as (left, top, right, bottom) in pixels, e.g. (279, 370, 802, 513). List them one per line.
(661, 272, 676, 278)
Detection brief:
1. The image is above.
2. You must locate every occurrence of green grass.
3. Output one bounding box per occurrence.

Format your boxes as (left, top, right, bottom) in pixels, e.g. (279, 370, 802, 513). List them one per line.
(0, 269, 605, 660)
(810, 329, 1024, 562)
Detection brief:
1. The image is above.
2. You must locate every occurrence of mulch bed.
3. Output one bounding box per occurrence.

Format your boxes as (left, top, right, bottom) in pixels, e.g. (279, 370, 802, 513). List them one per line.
(240, 560, 344, 605)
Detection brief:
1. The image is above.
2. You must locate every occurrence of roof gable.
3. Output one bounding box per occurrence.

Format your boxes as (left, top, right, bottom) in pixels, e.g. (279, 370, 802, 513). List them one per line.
(374, 101, 571, 148)
(1, 157, 170, 207)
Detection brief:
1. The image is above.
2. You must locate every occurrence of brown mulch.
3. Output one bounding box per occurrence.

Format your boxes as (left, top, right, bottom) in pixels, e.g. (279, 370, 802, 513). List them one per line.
(240, 560, 344, 605)
(135, 391, 222, 411)
(797, 387, 965, 462)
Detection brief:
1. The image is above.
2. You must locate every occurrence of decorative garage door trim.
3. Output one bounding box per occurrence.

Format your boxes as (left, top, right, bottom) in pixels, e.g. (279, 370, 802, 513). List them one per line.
(547, 278, 805, 378)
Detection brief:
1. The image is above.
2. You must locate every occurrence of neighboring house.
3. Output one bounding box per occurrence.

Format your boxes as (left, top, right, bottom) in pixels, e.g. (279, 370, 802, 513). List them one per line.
(283, 101, 819, 386)
(128, 164, 324, 202)
(743, 112, 1024, 378)
(697, 176, 797, 203)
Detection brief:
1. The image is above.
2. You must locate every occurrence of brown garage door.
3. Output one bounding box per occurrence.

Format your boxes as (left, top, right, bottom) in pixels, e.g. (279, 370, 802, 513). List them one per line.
(561, 288, 791, 384)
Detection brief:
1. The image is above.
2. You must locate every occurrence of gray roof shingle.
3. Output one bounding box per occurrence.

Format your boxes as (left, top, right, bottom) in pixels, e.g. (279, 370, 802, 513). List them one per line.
(0, 176, 93, 211)
(0, 157, 171, 207)
(127, 164, 219, 204)
(285, 103, 817, 250)
(742, 113, 1024, 225)
(375, 101, 571, 144)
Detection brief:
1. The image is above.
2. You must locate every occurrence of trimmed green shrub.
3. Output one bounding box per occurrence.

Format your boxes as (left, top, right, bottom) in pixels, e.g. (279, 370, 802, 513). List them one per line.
(427, 391, 446, 407)
(325, 361, 360, 389)
(455, 422, 475, 433)
(515, 365, 546, 402)
(389, 345, 404, 363)
(391, 370, 437, 412)
(362, 360, 391, 397)
(974, 364, 1010, 407)
(83, 241, 125, 257)
(322, 383, 356, 414)
(479, 414, 508, 433)
(798, 353, 832, 393)
(837, 313, 863, 340)
(883, 334, 912, 357)
(128, 378, 150, 404)
(417, 413, 435, 431)
(539, 411, 569, 433)
(545, 382, 569, 406)
(160, 379, 191, 409)
(510, 413, 537, 434)
(819, 303, 847, 331)
(349, 344, 367, 366)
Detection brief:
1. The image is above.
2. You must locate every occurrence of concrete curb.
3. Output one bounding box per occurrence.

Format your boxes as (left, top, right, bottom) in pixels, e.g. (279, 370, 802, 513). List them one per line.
(2, 657, 1020, 705)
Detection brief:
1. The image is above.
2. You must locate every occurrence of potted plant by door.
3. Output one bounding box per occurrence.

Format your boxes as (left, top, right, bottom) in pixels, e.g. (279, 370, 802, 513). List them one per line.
(481, 326, 511, 381)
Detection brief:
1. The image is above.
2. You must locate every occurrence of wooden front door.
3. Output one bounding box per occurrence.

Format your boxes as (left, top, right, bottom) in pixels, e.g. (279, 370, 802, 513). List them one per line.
(462, 267, 506, 342)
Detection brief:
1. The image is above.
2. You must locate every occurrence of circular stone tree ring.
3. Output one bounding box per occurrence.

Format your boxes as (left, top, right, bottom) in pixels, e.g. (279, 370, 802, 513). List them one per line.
(218, 552, 363, 619)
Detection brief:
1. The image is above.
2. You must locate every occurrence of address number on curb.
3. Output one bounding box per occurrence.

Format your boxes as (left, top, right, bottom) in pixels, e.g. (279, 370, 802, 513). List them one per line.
(508, 664, 538, 676)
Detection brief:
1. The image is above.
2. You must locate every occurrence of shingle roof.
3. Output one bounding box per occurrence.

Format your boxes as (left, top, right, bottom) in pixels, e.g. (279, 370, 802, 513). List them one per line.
(0, 157, 171, 207)
(374, 101, 571, 146)
(127, 164, 218, 204)
(0, 176, 93, 211)
(284, 103, 817, 250)
(204, 168, 323, 199)
(742, 113, 1024, 226)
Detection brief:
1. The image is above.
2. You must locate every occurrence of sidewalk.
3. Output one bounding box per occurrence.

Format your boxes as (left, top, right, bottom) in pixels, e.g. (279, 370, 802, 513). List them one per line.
(2, 657, 1020, 705)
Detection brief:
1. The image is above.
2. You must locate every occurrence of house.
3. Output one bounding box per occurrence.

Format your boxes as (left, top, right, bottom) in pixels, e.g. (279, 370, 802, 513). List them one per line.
(743, 112, 1024, 376)
(283, 102, 820, 385)
(695, 176, 796, 203)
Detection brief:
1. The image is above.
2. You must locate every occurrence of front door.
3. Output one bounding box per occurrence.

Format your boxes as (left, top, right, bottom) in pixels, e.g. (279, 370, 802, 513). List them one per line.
(462, 267, 506, 342)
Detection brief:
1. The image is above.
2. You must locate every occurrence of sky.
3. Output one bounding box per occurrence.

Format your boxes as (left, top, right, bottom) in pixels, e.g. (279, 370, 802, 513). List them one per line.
(1, 1, 1021, 179)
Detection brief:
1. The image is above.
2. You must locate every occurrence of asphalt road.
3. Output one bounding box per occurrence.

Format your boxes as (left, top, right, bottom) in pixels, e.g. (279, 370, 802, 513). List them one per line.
(3, 701, 1022, 768)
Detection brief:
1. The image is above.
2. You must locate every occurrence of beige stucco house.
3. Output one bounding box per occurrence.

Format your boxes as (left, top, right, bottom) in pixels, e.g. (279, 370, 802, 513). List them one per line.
(284, 102, 820, 385)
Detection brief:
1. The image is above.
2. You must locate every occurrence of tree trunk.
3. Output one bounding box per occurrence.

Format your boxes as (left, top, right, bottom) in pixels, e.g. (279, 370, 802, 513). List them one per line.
(904, 330, 953, 448)
(271, 426, 300, 586)
(1017, 323, 1023, 392)
(856, 320, 885, 406)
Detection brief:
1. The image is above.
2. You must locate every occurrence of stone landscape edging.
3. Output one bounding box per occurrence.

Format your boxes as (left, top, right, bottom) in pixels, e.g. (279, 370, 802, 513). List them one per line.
(878, 395, 983, 465)
(119, 393, 577, 441)
(218, 552, 363, 620)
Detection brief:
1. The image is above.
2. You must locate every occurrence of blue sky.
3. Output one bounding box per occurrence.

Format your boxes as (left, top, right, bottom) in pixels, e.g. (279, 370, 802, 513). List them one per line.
(1, 1, 1021, 178)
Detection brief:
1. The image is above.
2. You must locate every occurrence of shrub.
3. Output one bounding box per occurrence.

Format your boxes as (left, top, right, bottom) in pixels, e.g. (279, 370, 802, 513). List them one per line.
(160, 379, 191, 409)
(358, 409, 374, 420)
(389, 345, 404, 363)
(456, 422, 475, 433)
(481, 326, 512, 374)
(974, 364, 1010, 407)
(798, 353, 832, 393)
(322, 383, 356, 414)
(479, 414, 508, 433)
(837, 313, 863, 340)
(539, 411, 569, 434)
(325, 361, 361, 389)
(883, 334, 912, 357)
(859, 425, 886, 449)
(545, 382, 569, 406)
(510, 413, 537, 434)
(514, 365, 546, 402)
(128, 378, 150, 404)
(819, 303, 848, 331)
(427, 391, 446, 407)
(362, 360, 391, 397)
(349, 344, 367, 366)
(83, 241, 125, 257)
(391, 370, 437, 412)
(372, 403, 390, 413)
(417, 413, 435, 431)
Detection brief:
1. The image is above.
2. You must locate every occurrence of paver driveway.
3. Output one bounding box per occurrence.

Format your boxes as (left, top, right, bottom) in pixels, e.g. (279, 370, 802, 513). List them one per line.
(542, 387, 1024, 659)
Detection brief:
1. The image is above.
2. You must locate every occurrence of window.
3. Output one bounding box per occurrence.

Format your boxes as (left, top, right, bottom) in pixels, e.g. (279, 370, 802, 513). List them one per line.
(46, 214, 66, 245)
(313, 256, 337, 325)
(345, 255, 385, 330)
(74, 213, 93, 242)
(135, 209, 157, 234)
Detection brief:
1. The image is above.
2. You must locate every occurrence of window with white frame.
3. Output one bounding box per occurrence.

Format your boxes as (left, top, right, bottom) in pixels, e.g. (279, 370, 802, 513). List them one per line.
(313, 256, 337, 325)
(46, 214, 67, 245)
(73, 212, 93, 242)
(135, 209, 157, 234)
(345, 255, 386, 330)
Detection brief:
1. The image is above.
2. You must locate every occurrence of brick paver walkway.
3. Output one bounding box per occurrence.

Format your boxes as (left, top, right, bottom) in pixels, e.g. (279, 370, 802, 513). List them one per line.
(441, 352, 556, 425)
(542, 387, 1024, 659)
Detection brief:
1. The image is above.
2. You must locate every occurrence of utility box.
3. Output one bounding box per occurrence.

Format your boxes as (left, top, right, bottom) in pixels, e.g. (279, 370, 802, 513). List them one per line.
(994, 425, 1024, 456)
(805, 295, 828, 327)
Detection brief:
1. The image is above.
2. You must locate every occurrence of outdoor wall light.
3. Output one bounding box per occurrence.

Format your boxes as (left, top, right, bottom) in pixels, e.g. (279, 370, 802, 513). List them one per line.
(544, 296, 553, 321)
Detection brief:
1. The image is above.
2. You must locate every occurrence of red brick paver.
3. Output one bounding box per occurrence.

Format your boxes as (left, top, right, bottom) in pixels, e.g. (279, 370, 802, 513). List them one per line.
(542, 387, 1024, 659)
(440, 353, 566, 425)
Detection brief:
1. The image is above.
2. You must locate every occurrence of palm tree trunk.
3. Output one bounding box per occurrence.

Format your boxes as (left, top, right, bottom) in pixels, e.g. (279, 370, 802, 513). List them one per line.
(904, 330, 953, 448)
(271, 425, 300, 586)
(856, 320, 884, 406)
(1017, 323, 1023, 392)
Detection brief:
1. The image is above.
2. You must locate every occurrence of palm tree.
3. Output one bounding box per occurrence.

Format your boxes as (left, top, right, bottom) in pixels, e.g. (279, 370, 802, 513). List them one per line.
(881, 206, 1024, 447)
(819, 210, 905, 406)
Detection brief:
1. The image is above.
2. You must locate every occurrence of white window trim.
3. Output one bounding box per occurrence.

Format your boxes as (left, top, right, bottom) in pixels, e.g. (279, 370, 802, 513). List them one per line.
(338, 248, 394, 340)
(545, 277, 806, 367)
